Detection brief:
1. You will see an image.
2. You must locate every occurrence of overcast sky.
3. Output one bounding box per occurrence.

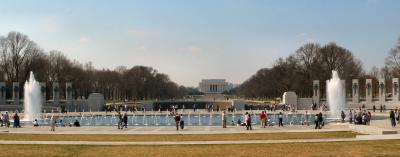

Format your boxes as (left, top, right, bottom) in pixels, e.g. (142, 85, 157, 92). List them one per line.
(0, 0, 399, 86)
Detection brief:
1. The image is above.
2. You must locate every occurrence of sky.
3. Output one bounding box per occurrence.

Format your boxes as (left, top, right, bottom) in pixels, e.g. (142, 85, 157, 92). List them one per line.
(0, 0, 399, 87)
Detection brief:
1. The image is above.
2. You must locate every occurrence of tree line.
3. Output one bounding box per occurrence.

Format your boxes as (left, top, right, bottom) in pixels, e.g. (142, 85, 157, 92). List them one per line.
(239, 37, 400, 99)
(0, 31, 190, 100)
(239, 42, 364, 99)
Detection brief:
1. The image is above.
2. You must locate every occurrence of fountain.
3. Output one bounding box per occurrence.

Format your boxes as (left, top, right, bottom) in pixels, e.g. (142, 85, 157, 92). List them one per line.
(327, 70, 346, 118)
(23, 71, 42, 121)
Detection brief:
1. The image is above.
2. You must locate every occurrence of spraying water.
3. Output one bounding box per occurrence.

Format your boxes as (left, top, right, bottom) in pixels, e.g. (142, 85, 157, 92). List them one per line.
(327, 71, 346, 118)
(23, 71, 42, 121)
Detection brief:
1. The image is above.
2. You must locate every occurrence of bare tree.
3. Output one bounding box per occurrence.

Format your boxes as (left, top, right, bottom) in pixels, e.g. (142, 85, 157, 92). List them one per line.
(385, 37, 400, 77)
(0, 31, 39, 82)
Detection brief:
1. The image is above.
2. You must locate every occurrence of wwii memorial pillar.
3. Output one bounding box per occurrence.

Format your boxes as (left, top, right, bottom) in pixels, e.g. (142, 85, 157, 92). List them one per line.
(379, 78, 386, 102)
(12, 82, 19, 105)
(0, 82, 5, 105)
(312, 80, 320, 104)
(352, 79, 359, 103)
(365, 79, 373, 103)
(393, 78, 399, 102)
(53, 82, 60, 106)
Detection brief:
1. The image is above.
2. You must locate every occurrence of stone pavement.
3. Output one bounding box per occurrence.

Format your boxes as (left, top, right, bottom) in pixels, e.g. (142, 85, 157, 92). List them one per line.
(0, 134, 399, 145)
(0, 115, 399, 145)
(0, 124, 350, 134)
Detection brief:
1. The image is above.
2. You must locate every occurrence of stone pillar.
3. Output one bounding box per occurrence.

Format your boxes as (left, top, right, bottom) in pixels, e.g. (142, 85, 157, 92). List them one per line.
(0, 82, 5, 105)
(365, 79, 373, 103)
(352, 79, 359, 103)
(53, 82, 60, 106)
(393, 78, 399, 102)
(40, 82, 46, 104)
(379, 78, 386, 102)
(12, 82, 19, 105)
(66, 83, 72, 101)
(312, 80, 320, 104)
(341, 80, 346, 98)
(65, 82, 72, 112)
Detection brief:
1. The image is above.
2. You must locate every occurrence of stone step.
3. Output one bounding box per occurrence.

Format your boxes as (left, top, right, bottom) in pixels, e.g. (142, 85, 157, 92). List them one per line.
(350, 125, 398, 135)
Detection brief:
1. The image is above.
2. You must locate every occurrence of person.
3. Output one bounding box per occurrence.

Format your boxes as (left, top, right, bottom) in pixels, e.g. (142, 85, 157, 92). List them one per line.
(179, 114, 184, 129)
(244, 112, 252, 130)
(0, 113, 3, 127)
(13, 112, 20, 128)
(174, 113, 181, 130)
(58, 120, 64, 127)
(123, 113, 128, 128)
(50, 114, 56, 131)
(367, 111, 372, 125)
(314, 114, 319, 129)
(237, 119, 242, 126)
(117, 112, 123, 130)
(341, 111, 346, 123)
(3, 112, 9, 128)
(33, 119, 39, 127)
(222, 111, 227, 128)
(304, 111, 310, 126)
(373, 105, 376, 112)
(390, 110, 396, 128)
(397, 109, 400, 124)
(318, 112, 324, 129)
(380, 104, 383, 112)
(231, 120, 235, 126)
(73, 120, 80, 127)
(259, 111, 266, 128)
(278, 112, 283, 127)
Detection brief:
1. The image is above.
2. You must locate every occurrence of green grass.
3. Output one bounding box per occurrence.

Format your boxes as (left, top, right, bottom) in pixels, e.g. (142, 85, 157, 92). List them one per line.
(2, 140, 400, 157)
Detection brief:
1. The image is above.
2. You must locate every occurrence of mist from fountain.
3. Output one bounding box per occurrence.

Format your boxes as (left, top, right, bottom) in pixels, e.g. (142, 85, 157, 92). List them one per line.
(327, 70, 346, 118)
(23, 71, 42, 121)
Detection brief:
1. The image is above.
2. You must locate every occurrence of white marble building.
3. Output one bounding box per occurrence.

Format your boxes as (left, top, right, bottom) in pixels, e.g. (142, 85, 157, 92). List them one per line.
(199, 79, 229, 94)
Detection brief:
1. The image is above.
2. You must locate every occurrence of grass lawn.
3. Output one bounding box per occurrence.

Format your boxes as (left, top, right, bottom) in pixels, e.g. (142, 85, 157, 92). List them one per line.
(0, 131, 358, 141)
(1, 140, 400, 157)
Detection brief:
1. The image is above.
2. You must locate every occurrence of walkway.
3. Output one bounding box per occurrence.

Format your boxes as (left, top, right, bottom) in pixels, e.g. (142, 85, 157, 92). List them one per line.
(0, 134, 399, 145)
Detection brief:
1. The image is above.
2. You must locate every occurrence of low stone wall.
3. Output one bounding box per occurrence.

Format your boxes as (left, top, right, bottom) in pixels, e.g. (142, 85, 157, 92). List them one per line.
(297, 98, 313, 110)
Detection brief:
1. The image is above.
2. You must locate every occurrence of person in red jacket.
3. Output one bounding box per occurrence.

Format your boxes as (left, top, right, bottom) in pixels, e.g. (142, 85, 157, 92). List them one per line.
(260, 111, 267, 128)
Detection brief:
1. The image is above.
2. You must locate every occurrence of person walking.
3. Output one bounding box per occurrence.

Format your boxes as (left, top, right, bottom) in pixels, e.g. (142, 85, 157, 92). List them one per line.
(50, 114, 56, 132)
(179, 114, 185, 130)
(259, 111, 266, 128)
(222, 111, 227, 128)
(341, 111, 346, 123)
(245, 112, 252, 130)
(278, 112, 283, 127)
(3, 112, 9, 128)
(390, 110, 396, 128)
(174, 113, 181, 131)
(117, 112, 123, 130)
(123, 113, 128, 128)
(13, 112, 20, 128)
(318, 112, 324, 129)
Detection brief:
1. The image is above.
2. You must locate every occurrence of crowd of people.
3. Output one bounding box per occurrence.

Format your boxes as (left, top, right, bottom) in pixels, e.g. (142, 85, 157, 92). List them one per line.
(3, 103, 400, 132)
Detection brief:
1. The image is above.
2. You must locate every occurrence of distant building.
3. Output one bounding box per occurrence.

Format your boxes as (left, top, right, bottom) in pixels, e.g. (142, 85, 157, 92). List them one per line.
(199, 79, 229, 94)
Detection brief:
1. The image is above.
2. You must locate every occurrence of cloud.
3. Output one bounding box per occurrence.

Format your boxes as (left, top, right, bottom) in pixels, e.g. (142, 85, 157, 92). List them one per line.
(178, 46, 202, 54)
(79, 37, 90, 43)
